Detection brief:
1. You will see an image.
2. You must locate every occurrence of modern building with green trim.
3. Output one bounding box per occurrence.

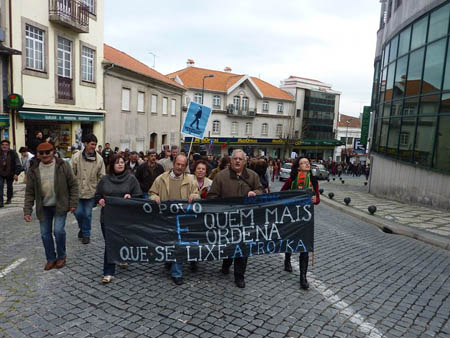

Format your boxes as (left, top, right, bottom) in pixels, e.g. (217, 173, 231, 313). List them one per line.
(370, 0, 450, 210)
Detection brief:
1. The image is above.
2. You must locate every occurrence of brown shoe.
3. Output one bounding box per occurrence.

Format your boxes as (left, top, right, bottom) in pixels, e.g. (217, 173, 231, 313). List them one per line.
(44, 262, 56, 271)
(55, 257, 66, 269)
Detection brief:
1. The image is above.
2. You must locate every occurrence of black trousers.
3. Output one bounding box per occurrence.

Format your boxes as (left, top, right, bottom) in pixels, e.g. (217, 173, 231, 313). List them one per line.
(0, 176, 13, 203)
(222, 257, 248, 281)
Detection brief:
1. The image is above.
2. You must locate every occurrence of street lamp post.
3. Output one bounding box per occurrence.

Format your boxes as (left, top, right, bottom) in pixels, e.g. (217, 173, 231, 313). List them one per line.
(202, 74, 214, 104)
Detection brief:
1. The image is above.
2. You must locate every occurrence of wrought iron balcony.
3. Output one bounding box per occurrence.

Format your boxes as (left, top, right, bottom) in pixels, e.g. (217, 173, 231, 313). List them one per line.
(226, 105, 256, 117)
(49, 0, 89, 33)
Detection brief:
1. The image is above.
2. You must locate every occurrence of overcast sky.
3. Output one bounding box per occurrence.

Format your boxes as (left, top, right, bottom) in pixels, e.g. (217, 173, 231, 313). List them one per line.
(105, 1, 381, 117)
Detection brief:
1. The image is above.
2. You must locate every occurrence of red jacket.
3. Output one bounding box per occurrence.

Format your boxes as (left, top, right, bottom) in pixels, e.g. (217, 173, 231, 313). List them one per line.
(280, 177, 320, 205)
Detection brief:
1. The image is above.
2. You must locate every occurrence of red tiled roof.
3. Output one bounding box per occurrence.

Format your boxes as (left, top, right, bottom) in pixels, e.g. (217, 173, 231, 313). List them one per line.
(338, 114, 360, 128)
(167, 66, 293, 101)
(104, 44, 184, 89)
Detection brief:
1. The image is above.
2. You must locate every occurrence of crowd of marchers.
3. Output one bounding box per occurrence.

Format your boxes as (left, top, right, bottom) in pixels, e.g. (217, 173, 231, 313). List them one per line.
(1, 134, 321, 290)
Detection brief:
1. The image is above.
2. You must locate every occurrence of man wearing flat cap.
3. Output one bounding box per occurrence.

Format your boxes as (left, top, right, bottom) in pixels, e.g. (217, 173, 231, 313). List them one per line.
(24, 142, 79, 271)
(0, 139, 22, 207)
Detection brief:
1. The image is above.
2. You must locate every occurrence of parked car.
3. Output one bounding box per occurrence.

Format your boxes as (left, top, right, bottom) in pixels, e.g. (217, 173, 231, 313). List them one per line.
(279, 163, 292, 181)
(312, 163, 329, 179)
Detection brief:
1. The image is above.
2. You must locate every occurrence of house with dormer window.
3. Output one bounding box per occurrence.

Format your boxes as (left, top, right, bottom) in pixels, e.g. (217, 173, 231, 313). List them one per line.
(167, 61, 295, 158)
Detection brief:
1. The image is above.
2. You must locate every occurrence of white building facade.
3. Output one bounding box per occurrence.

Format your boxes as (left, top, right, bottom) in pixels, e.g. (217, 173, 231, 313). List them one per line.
(281, 76, 343, 161)
(334, 114, 361, 163)
(168, 64, 295, 158)
(3, 0, 105, 153)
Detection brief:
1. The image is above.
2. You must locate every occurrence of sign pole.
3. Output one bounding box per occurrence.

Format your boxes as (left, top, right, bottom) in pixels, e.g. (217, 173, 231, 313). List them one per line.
(10, 108, 16, 149)
(186, 138, 195, 163)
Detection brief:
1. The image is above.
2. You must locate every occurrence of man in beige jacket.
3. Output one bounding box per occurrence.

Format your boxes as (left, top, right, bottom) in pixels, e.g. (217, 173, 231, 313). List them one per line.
(150, 154, 199, 285)
(70, 134, 105, 244)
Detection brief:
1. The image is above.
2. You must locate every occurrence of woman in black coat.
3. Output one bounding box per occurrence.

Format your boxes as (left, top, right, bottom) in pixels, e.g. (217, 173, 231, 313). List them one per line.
(280, 156, 320, 290)
(95, 154, 142, 283)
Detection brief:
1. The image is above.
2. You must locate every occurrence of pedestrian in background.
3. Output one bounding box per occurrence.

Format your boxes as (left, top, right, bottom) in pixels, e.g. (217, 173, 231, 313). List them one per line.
(207, 149, 263, 288)
(280, 156, 320, 290)
(135, 149, 164, 199)
(95, 154, 142, 283)
(0, 139, 22, 207)
(70, 134, 105, 244)
(150, 154, 199, 285)
(158, 145, 179, 172)
(208, 155, 230, 180)
(24, 142, 79, 271)
(28, 131, 44, 154)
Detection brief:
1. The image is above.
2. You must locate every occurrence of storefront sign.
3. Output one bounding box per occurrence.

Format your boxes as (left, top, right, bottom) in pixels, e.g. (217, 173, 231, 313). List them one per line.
(361, 106, 371, 146)
(104, 190, 314, 264)
(19, 111, 104, 122)
(5, 94, 24, 109)
(0, 114, 9, 128)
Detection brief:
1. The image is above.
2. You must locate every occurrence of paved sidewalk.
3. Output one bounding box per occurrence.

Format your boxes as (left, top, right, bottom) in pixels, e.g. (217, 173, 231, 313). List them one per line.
(319, 175, 450, 250)
(0, 182, 25, 216)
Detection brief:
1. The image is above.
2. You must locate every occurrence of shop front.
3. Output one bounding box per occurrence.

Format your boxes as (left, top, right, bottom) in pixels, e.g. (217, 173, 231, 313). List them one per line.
(285, 139, 345, 161)
(17, 108, 104, 157)
(183, 137, 288, 159)
(0, 114, 9, 140)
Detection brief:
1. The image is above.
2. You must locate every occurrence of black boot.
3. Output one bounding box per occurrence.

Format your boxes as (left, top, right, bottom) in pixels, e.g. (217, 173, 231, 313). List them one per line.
(299, 252, 309, 290)
(284, 253, 292, 272)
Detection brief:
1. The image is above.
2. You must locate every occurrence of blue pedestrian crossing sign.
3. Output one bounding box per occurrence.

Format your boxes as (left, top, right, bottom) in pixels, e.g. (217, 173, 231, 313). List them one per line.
(181, 102, 212, 139)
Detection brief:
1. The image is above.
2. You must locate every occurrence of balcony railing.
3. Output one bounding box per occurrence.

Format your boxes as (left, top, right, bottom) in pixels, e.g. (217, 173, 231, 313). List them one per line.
(226, 105, 256, 117)
(58, 76, 73, 100)
(49, 0, 89, 33)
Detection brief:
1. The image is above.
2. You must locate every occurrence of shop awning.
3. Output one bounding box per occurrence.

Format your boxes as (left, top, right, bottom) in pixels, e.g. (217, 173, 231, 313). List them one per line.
(19, 110, 104, 122)
(0, 114, 9, 127)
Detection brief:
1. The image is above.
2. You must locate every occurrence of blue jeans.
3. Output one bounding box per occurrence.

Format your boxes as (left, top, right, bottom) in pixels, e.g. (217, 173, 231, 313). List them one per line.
(0, 176, 13, 203)
(142, 193, 149, 199)
(39, 207, 67, 263)
(100, 223, 115, 276)
(171, 263, 183, 278)
(74, 198, 96, 237)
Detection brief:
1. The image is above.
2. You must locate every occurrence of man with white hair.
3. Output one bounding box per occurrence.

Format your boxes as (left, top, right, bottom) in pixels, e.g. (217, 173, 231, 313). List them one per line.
(207, 149, 264, 288)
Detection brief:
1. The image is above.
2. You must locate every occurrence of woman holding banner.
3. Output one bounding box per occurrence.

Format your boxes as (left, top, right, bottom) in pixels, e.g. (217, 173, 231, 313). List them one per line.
(192, 160, 212, 199)
(280, 156, 320, 290)
(95, 154, 142, 283)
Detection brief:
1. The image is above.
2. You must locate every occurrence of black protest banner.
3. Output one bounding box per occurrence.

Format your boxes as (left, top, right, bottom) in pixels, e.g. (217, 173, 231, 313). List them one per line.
(104, 190, 314, 264)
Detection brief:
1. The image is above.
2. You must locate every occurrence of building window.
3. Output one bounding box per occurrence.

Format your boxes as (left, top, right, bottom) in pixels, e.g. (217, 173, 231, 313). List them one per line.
(81, 0, 95, 14)
(347, 137, 353, 145)
(25, 24, 44, 71)
(276, 124, 282, 137)
(296, 109, 301, 117)
(245, 122, 252, 136)
(163, 97, 168, 115)
(261, 123, 268, 136)
(151, 94, 157, 113)
(395, 0, 402, 10)
(138, 92, 145, 112)
(242, 97, 249, 112)
(213, 95, 221, 108)
(263, 101, 269, 112)
(399, 132, 409, 146)
(194, 93, 202, 103)
(212, 120, 220, 134)
(277, 102, 284, 113)
(171, 99, 176, 116)
(57, 36, 72, 78)
(233, 96, 240, 111)
(121, 88, 130, 111)
(294, 130, 299, 138)
(81, 46, 94, 83)
(231, 121, 238, 135)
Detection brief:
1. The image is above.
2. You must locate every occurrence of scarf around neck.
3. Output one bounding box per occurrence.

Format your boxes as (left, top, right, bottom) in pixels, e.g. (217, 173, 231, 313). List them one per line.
(291, 171, 313, 191)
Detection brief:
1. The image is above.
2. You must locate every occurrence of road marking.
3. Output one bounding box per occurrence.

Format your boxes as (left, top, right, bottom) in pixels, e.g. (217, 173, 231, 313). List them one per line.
(0, 258, 27, 278)
(284, 256, 384, 338)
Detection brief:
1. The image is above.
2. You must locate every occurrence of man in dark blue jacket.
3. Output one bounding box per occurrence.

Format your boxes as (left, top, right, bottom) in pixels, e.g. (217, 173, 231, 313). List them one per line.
(0, 139, 22, 207)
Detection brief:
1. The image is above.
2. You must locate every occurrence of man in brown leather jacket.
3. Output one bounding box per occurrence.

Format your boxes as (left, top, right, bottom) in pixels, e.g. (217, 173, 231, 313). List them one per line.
(207, 149, 264, 288)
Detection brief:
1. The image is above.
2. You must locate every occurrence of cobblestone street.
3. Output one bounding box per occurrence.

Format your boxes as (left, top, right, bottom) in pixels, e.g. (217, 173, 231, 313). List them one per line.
(1, 188, 449, 337)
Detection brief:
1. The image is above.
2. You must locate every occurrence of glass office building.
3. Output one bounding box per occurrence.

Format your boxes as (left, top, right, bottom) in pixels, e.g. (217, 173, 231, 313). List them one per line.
(370, 0, 450, 210)
(371, 1, 450, 173)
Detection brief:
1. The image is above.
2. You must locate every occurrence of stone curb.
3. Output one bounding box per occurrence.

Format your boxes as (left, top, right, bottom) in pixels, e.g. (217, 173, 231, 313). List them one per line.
(321, 197, 450, 252)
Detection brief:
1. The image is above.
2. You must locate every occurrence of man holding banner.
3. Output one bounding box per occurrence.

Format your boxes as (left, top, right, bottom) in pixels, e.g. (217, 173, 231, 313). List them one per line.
(149, 154, 200, 285)
(207, 149, 264, 288)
